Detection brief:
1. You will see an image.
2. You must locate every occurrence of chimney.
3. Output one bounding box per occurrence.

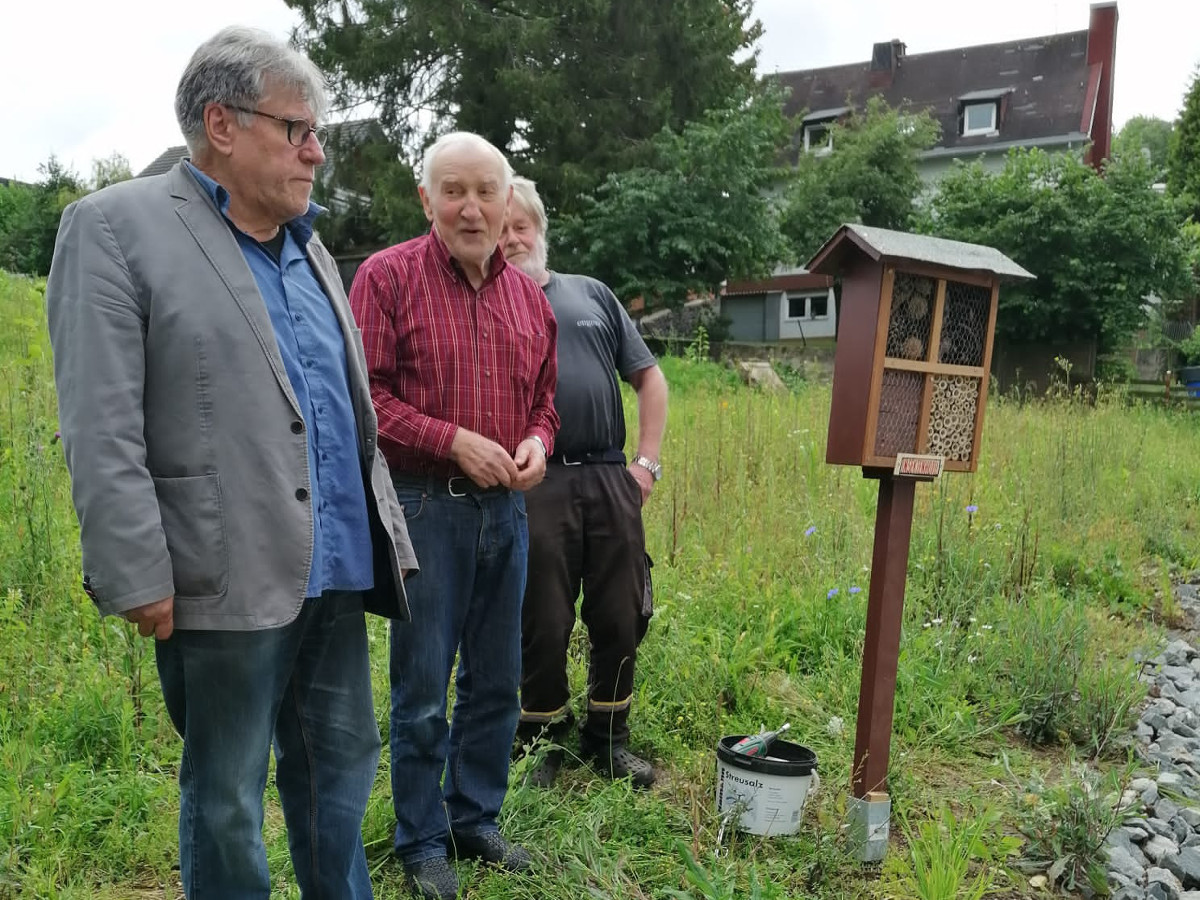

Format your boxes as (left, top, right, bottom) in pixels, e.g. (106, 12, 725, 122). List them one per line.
(869, 39, 906, 88)
(1084, 2, 1118, 169)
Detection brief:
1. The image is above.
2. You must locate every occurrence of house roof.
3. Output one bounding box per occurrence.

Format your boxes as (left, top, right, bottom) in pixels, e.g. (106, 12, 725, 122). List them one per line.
(724, 267, 833, 297)
(806, 224, 1035, 282)
(137, 145, 188, 178)
(774, 29, 1094, 156)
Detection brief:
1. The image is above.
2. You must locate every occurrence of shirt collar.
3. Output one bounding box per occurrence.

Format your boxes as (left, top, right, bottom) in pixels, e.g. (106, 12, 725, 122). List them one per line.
(184, 160, 324, 248)
(427, 226, 508, 287)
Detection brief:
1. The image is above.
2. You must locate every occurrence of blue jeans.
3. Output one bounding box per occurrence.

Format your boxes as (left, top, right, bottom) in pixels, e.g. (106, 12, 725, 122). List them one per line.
(388, 479, 528, 864)
(155, 591, 380, 900)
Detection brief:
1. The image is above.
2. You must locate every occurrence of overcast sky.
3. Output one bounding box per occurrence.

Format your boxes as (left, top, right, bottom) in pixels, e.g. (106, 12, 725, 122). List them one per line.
(3, 0, 1196, 183)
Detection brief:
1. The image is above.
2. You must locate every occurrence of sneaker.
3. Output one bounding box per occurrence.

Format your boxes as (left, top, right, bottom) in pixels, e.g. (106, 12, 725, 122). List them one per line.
(592, 746, 656, 789)
(449, 830, 533, 872)
(403, 856, 459, 900)
(526, 748, 564, 789)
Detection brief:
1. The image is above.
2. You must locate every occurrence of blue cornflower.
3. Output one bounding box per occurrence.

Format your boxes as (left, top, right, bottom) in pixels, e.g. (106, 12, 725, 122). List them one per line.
(965, 504, 978, 514)
(827, 588, 839, 599)
(805, 526, 817, 536)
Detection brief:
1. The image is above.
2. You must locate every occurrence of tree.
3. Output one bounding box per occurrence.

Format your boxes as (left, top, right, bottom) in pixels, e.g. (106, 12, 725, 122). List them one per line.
(1113, 115, 1173, 178)
(557, 87, 792, 311)
(779, 97, 940, 264)
(0, 157, 84, 276)
(287, 0, 762, 218)
(311, 123, 426, 256)
(1167, 65, 1200, 221)
(90, 153, 133, 190)
(920, 148, 1195, 356)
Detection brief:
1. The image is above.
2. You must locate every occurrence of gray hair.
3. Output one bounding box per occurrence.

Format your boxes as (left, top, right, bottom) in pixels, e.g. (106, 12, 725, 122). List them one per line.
(175, 26, 329, 154)
(508, 176, 548, 239)
(420, 132, 512, 193)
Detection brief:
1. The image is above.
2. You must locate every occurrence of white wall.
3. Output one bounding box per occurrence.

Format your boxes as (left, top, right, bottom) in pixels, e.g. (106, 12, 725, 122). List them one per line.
(778, 288, 837, 340)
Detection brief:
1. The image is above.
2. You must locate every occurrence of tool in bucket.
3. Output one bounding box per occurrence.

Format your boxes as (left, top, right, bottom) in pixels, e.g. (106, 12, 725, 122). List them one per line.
(729, 722, 790, 758)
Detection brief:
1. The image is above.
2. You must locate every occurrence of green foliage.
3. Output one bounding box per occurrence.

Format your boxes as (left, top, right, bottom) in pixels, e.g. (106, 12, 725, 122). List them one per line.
(780, 97, 941, 263)
(89, 153, 132, 191)
(559, 86, 793, 309)
(289, 0, 762, 223)
(1167, 65, 1200, 220)
(1113, 115, 1174, 179)
(0, 158, 85, 276)
(311, 123, 426, 255)
(921, 147, 1196, 355)
(891, 805, 1016, 900)
(0, 267, 1190, 897)
(1006, 756, 1136, 894)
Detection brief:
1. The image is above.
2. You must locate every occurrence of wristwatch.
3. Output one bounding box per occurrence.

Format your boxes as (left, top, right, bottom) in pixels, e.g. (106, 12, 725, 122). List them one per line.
(633, 455, 663, 481)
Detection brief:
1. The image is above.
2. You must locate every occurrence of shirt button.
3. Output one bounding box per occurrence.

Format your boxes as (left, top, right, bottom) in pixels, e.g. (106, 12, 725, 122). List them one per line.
(296, 488, 309, 501)
(291, 420, 304, 434)
(304, 359, 315, 368)
(484, 370, 491, 377)
(294, 313, 303, 322)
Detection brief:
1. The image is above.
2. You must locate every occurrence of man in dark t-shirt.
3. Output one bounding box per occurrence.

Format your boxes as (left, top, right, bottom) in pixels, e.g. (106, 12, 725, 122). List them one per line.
(502, 176, 668, 789)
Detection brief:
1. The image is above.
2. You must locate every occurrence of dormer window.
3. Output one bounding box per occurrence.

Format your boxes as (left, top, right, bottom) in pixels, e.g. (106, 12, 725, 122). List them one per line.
(962, 102, 998, 136)
(802, 106, 850, 156)
(804, 123, 833, 155)
(957, 88, 1010, 137)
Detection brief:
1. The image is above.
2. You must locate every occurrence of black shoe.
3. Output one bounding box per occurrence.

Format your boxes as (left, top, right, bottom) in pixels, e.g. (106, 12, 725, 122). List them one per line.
(450, 830, 533, 872)
(403, 856, 459, 900)
(526, 747, 564, 788)
(592, 746, 656, 789)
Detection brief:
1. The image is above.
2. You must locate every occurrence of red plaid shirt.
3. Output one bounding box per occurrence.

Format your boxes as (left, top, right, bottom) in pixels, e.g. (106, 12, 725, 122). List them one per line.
(349, 229, 559, 476)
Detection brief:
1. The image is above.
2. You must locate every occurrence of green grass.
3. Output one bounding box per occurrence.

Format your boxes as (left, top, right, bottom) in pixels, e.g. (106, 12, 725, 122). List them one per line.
(1, 269, 1194, 897)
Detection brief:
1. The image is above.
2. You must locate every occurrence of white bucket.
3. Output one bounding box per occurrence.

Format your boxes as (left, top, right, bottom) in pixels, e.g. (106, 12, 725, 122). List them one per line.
(715, 735, 817, 836)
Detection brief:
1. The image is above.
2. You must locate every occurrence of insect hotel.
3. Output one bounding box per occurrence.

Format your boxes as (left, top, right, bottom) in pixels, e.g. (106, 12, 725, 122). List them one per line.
(806, 224, 1033, 860)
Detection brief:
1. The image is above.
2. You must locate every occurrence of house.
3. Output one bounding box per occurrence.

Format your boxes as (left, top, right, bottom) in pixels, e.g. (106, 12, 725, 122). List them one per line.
(774, 2, 1118, 181)
(720, 268, 837, 343)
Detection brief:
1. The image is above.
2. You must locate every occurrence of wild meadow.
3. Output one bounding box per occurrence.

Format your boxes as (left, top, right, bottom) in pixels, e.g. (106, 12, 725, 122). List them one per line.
(1, 267, 1198, 898)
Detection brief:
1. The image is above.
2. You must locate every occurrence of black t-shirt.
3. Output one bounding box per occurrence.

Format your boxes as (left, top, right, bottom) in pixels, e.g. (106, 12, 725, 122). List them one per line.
(543, 272, 655, 456)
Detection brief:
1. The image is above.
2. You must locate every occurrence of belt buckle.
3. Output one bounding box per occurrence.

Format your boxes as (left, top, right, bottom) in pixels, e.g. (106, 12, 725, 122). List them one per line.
(448, 476, 469, 497)
(562, 453, 583, 466)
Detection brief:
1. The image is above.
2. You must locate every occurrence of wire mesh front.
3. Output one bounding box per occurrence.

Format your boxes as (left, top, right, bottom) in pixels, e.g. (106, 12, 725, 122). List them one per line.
(885, 273, 936, 361)
(926, 375, 980, 461)
(874, 369, 924, 457)
(938, 281, 990, 367)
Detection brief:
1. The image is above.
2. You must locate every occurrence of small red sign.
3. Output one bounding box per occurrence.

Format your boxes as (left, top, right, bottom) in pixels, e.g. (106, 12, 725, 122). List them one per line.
(893, 454, 944, 479)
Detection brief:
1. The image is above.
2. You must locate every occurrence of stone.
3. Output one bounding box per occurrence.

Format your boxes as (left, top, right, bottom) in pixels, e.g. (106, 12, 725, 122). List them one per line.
(1150, 819, 1178, 839)
(1175, 723, 1200, 740)
(1184, 833, 1200, 849)
(1160, 798, 1184, 822)
(737, 361, 787, 391)
(1146, 785, 1164, 806)
(1165, 847, 1200, 889)
(1144, 723, 1163, 740)
(1181, 808, 1200, 829)
(1145, 834, 1181, 863)
(1109, 844, 1150, 881)
(1159, 698, 1185, 716)
(1162, 640, 1195, 667)
(1148, 866, 1184, 900)
(1112, 889, 1147, 900)
(1135, 778, 1162, 793)
(1151, 713, 1176, 733)
(1167, 667, 1198, 687)
(1029, 875, 1048, 890)
(1162, 773, 1187, 790)
(1173, 816, 1192, 845)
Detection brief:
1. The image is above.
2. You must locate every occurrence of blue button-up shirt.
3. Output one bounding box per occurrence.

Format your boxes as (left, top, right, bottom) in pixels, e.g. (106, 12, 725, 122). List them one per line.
(187, 163, 373, 598)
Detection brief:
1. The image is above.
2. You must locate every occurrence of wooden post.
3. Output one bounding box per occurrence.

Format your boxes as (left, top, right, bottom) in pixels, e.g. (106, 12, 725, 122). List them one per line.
(852, 475, 917, 798)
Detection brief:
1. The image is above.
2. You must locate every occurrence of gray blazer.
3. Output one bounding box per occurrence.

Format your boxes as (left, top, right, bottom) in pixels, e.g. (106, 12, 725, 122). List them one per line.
(46, 161, 416, 630)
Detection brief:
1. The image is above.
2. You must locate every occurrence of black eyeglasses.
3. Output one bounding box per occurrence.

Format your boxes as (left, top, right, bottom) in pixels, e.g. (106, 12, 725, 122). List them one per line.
(226, 104, 328, 147)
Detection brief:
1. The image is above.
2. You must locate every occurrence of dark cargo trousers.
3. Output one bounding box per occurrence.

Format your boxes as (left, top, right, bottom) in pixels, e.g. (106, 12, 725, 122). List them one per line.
(518, 461, 649, 752)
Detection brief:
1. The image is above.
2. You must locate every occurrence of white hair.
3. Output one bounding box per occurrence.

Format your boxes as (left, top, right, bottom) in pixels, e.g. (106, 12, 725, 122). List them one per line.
(420, 132, 513, 193)
(508, 176, 548, 238)
(175, 26, 329, 155)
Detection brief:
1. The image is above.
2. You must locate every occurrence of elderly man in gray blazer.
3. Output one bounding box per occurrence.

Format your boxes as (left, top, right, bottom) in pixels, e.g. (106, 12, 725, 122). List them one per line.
(45, 26, 416, 900)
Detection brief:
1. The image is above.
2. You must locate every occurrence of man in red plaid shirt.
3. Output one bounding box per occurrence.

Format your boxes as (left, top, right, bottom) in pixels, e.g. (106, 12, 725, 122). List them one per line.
(349, 132, 558, 900)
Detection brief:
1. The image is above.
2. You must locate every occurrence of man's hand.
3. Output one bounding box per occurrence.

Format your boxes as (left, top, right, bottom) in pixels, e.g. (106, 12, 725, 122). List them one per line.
(511, 437, 547, 491)
(449, 428, 520, 488)
(628, 463, 655, 506)
(124, 596, 174, 640)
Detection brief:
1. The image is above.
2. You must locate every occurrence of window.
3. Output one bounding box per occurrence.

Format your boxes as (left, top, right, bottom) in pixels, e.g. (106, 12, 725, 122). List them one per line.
(786, 293, 829, 320)
(962, 102, 997, 136)
(803, 123, 832, 155)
